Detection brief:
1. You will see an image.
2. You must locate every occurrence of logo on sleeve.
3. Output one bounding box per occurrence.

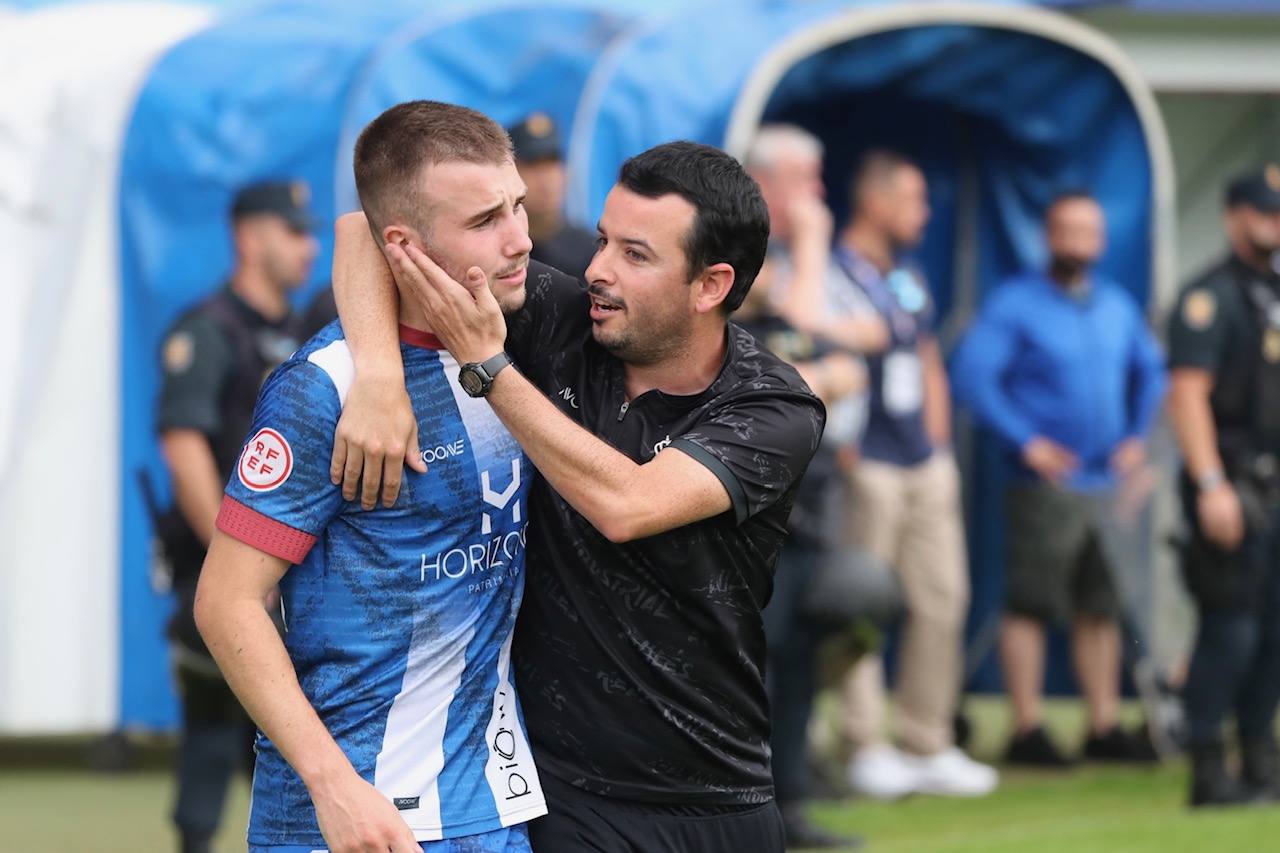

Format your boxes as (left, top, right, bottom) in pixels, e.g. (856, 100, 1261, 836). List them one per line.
(1182, 290, 1216, 330)
(238, 428, 293, 492)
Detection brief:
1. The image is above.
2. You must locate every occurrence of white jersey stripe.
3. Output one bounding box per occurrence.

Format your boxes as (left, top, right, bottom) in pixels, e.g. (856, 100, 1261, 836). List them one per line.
(372, 624, 473, 841)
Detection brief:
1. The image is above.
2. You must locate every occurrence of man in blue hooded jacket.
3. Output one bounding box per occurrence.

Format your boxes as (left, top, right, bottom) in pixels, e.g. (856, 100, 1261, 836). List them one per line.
(952, 191, 1166, 766)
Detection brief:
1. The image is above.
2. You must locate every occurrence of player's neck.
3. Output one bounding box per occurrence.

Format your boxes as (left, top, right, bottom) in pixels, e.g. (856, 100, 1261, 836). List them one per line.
(399, 296, 437, 338)
(841, 222, 893, 275)
(623, 325, 726, 399)
(230, 268, 289, 322)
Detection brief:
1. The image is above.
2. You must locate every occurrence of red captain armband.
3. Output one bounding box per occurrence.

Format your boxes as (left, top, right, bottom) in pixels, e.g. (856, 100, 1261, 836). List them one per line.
(215, 495, 316, 564)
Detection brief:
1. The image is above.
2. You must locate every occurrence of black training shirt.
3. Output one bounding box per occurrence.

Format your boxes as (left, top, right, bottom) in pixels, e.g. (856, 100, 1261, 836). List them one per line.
(505, 263, 826, 804)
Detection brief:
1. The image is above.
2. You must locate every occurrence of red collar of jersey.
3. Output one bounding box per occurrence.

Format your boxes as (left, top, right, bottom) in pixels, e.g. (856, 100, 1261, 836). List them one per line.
(398, 324, 446, 350)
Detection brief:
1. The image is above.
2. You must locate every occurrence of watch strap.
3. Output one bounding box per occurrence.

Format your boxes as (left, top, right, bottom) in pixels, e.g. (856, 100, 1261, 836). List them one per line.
(479, 351, 512, 381)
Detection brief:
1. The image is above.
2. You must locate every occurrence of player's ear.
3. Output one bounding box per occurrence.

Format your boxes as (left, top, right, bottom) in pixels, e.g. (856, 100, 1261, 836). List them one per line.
(382, 223, 423, 252)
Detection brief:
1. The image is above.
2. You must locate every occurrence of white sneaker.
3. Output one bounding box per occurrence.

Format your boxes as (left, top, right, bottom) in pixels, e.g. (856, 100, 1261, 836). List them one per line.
(908, 747, 999, 797)
(846, 744, 918, 800)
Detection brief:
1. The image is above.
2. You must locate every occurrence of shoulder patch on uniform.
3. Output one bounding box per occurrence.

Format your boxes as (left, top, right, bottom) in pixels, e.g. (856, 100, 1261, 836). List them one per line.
(163, 331, 194, 374)
(1182, 290, 1217, 330)
(1265, 328, 1280, 363)
(237, 428, 294, 492)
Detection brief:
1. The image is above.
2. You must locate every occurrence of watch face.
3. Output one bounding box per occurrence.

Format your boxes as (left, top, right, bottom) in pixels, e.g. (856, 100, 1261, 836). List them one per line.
(459, 368, 485, 396)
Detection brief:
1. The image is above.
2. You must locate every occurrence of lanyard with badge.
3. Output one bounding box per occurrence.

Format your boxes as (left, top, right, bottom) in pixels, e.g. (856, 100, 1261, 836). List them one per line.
(834, 247, 928, 416)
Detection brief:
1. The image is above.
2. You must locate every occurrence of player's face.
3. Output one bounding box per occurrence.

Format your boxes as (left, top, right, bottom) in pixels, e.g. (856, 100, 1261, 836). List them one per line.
(1046, 197, 1106, 269)
(418, 159, 533, 314)
(585, 186, 700, 365)
(248, 216, 318, 291)
(883, 165, 930, 250)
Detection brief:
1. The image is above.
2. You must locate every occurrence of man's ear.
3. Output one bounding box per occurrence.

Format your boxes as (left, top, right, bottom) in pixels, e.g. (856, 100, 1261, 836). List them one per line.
(382, 223, 424, 251)
(692, 262, 736, 315)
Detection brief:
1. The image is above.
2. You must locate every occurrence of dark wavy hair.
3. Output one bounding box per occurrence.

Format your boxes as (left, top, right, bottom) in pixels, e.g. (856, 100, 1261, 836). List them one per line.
(617, 141, 770, 313)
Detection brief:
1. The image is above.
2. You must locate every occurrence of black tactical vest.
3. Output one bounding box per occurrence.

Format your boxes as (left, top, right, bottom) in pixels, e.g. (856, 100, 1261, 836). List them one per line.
(1213, 260, 1280, 461)
(1242, 274, 1280, 453)
(201, 290, 300, 479)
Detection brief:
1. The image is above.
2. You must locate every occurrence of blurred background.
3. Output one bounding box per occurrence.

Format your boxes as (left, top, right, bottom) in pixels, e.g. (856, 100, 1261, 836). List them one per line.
(2, 0, 1280, 850)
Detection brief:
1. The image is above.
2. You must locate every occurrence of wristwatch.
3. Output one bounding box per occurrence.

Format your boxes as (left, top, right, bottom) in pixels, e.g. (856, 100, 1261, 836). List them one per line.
(458, 352, 512, 398)
(1196, 469, 1226, 493)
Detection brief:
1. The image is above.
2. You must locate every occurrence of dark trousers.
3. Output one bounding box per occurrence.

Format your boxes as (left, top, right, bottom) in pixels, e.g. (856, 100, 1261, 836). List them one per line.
(172, 661, 256, 845)
(1183, 506, 1280, 747)
(763, 543, 827, 806)
(529, 772, 784, 853)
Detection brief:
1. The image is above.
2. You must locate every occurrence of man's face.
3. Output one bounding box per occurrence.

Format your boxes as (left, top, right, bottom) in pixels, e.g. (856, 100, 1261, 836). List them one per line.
(412, 159, 533, 313)
(1228, 204, 1280, 263)
(1046, 197, 1106, 274)
(242, 216, 318, 291)
(584, 186, 701, 365)
(515, 157, 566, 223)
(877, 165, 930, 250)
(753, 151, 824, 240)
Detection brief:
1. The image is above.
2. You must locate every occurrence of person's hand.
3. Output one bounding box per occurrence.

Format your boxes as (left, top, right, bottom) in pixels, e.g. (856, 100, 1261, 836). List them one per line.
(787, 194, 834, 249)
(821, 353, 866, 401)
(330, 371, 426, 510)
(1021, 436, 1079, 484)
(310, 771, 421, 853)
(1109, 436, 1147, 479)
(384, 243, 507, 365)
(1198, 482, 1245, 551)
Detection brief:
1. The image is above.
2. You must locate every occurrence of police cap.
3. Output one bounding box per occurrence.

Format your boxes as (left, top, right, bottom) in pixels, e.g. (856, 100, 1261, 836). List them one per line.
(1225, 165, 1280, 214)
(231, 180, 318, 231)
(507, 112, 562, 163)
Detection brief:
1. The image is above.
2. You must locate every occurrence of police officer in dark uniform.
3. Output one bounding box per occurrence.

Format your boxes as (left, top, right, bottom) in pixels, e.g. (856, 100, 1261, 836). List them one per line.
(507, 112, 597, 281)
(157, 180, 316, 852)
(1168, 165, 1280, 808)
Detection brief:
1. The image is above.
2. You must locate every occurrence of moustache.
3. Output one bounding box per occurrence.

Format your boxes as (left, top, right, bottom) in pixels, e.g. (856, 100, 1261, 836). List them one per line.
(587, 285, 625, 310)
(1049, 255, 1091, 277)
(494, 257, 529, 279)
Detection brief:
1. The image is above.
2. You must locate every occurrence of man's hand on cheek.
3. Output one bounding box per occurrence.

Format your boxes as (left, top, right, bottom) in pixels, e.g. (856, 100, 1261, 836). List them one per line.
(384, 243, 508, 364)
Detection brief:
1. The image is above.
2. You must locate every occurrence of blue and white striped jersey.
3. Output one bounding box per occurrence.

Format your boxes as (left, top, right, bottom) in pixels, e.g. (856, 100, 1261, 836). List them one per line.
(215, 321, 545, 848)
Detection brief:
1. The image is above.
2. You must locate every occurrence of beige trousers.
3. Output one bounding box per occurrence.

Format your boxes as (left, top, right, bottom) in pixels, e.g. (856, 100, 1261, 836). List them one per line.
(842, 451, 969, 756)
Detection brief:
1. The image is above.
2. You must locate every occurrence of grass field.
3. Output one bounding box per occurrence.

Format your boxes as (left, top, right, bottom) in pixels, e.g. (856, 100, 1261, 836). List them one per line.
(3, 698, 1280, 853)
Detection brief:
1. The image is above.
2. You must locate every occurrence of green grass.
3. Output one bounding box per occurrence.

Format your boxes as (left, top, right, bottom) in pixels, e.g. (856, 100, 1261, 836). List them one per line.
(3, 698, 1280, 852)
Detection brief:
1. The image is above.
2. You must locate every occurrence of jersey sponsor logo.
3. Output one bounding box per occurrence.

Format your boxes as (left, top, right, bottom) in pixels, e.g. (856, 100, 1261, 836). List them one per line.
(420, 524, 528, 586)
(420, 437, 466, 466)
(481, 459, 522, 535)
(1183, 290, 1216, 330)
(392, 796, 419, 811)
(652, 435, 672, 456)
(557, 386, 579, 410)
(489, 686, 535, 803)
(238, 428, 293, 491)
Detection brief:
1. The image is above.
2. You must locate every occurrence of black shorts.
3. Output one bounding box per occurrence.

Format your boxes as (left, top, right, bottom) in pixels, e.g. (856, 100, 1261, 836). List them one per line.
(1004, 482, 1121, 625)
(528, 772, 784, 853)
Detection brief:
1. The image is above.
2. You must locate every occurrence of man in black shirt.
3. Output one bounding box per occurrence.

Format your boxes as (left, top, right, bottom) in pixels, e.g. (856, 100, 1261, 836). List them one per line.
(508, 112, 598, 282)
(332, 141, 824, 851)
